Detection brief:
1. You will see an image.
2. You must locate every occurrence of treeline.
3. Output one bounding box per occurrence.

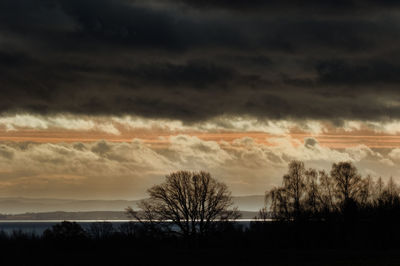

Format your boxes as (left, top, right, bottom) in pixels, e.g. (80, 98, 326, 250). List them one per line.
(261, 160, 400, 222)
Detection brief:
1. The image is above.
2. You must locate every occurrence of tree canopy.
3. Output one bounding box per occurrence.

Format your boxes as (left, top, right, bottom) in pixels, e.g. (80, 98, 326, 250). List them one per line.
(127, 170, 240, 237)
(266, 161, 400, 221)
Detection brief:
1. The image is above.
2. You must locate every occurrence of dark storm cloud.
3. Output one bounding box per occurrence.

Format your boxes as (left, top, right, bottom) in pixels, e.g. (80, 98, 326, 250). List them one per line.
(1, 0, 400, 122)
(168, 0, 400, 11)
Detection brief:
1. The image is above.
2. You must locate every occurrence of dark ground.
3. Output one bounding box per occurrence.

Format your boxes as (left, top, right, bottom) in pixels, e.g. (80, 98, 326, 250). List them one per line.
(2, 221, 400, 266)
(4, 244, 400, 266)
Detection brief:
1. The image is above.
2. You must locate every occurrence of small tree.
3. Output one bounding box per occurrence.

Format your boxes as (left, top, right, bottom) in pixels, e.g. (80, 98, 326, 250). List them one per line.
(88, 222, 114, 240)
(126, 171, 240, 238)
(377, 177, 400, 207)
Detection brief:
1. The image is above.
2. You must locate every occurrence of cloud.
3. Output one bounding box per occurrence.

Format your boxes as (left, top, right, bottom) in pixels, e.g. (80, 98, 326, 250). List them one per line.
(389, 148, 400, 161)
(0, 140, 174, 198)
(0, 133, 396, 198)
(0, 145, 14, 160)
(0, 0, 399, 122)
(0, 113, 336, 135)
(3, 113, 400, 136)
(1, 1, 400, 199)
(162, 0, 400, 13)
(0, 114, 120, 134)
(304, 138, 318, 149)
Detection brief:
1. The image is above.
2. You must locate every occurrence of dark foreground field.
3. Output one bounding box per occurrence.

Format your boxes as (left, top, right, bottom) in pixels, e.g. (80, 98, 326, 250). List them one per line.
(4, 241, 400, 266)
(2, 221, 400, 266)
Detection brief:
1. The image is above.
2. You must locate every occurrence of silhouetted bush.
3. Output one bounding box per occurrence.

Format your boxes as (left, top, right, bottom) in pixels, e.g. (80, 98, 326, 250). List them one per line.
(88, 222, 114, 240)
(43, 221, 87, 241)
(118, 222, 137, 238)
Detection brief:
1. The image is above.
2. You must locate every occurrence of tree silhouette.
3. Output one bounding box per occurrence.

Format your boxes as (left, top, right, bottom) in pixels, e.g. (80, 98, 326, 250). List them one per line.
(126, 170, 240, 238)
(318, 169, 336, 213)
(264, 160, 400, 225)
(267, 160, 307, 220)
(330, 161, 362, 205)
(304, 167, 320, 214)
(88, 222, 114, 240)
(43, 221, 87, 241)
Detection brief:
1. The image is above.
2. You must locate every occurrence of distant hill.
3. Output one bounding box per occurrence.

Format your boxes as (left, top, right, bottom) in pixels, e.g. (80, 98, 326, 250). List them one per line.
(0, 211, 129, 220)
(0, 210, 259, 220)
(0, 198, 140, 214)
(0, 195, 265, 214)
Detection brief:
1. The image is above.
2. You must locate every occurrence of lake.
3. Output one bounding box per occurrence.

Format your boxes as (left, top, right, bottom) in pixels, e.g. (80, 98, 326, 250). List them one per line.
(0, 220, 133, 235)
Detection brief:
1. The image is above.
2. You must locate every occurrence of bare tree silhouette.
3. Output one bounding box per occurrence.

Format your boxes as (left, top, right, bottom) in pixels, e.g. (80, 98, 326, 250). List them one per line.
(126, 170, 240, 238)
(330, 161, 362, 204)
(267, 160, 307, 220)
(318, 169, 337, 213)
(264, 160, 400, 224)
(88, 222, 114, 240)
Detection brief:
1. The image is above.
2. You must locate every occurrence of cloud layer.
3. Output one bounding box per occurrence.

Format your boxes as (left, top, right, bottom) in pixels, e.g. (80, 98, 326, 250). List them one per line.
(0, 134, 397, 199)
(1, 0, 400, 122)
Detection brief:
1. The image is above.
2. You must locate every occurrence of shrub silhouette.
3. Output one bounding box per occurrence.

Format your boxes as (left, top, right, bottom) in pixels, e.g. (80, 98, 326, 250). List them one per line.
(88, 222, 114, 240)
(43, 221, 87, 241)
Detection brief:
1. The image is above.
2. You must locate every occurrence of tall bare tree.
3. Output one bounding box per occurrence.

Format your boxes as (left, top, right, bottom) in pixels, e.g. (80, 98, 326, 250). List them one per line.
(126, 171, 240, 237)
(304, 168, 320, 214)
(375, 177, 384, 196)
(267, 160, 306, 220)
(267, 186, 290, 220)
(284, 160, 306, 217)
(330, 162, 362, 204)
(377, 176, 400, 207)
(318, 169, 337, 213)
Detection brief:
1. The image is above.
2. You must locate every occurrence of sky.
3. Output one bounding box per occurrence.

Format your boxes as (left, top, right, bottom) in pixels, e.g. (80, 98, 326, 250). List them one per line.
(1, 0, 400, 199)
